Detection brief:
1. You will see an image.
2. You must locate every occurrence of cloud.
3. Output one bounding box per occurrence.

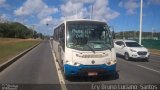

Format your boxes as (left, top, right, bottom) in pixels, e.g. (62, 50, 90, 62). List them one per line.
(0, 14, 7, 22)
(93, 0, 119, 21)
(69, 0, 95, 4)
(119, 0, 139, 15)
(38, 7, 58, 19)
(0, 0, 8, 8)
(60, 0, 119, 22)
(40, 16, 53, 25)
(0, 0, 5, 5)
(147, 0, 160, 5)
(14, 0, 58, 19)
(60, 1, 88, 20)
(14, 0, 59, 31)
(13, 0, 120, 35)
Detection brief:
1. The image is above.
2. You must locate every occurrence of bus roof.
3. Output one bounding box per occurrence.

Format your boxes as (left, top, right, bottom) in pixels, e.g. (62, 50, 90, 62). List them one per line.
(54, 19, 107, 30)
(64, 19, 106, 23)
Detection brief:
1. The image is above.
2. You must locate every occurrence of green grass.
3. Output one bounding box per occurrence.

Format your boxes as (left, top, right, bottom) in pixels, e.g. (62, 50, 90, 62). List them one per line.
(0, 38, 40, 64)
(149, 49, 160, 56)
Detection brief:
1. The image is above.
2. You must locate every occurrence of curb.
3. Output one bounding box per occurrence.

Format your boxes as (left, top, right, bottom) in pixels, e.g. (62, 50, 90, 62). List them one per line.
(0, 43, 40, 72)
(149, 50, 160, 56)
(150, 53, 160, 56)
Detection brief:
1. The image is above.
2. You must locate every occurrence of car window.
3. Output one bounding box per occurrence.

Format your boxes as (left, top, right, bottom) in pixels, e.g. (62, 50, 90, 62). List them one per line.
(121, 41, 125, 46)
(115, 41, 120, 45)
(125, 42, 141, 47)
(115, 41, 122, 46)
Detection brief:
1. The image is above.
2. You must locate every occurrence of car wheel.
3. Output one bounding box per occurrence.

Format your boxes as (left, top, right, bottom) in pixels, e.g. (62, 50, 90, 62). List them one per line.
(144, 58, 149, 62)
(124, 53, 130, 60)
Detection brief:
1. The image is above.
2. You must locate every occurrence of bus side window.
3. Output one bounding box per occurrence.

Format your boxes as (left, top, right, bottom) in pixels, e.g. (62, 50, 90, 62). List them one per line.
(60, 24, 65, 51)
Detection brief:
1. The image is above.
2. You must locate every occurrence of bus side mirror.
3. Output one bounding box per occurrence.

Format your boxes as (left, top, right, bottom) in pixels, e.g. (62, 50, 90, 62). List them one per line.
(59, 38, 64, 44)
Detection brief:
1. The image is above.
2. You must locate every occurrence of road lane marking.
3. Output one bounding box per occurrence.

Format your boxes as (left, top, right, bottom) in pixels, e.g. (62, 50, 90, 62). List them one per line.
(137, 65, 160, 74)
(117, 57, 160, 74)
(49, 41, 67, 90)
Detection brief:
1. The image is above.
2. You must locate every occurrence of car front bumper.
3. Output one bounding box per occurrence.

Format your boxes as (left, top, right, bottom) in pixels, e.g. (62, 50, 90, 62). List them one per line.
(129, 52, 150, 59)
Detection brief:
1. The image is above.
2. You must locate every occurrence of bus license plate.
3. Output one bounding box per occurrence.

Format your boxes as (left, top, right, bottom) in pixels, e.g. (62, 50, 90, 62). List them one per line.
(88, 72, 98, 76)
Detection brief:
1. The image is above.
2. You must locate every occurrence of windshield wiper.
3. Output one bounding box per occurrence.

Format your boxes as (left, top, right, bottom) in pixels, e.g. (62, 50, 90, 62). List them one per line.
(102, 43, 111, 51)
(85, 44, 95, 53)
(106, 44, 111, 51)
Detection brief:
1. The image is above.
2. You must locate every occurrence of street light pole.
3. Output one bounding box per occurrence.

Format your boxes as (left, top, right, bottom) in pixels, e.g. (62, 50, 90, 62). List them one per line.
(139, 0, 143, 45)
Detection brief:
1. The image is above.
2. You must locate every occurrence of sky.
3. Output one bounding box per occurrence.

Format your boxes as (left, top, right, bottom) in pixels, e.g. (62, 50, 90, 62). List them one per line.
(0, 0, 160, 35)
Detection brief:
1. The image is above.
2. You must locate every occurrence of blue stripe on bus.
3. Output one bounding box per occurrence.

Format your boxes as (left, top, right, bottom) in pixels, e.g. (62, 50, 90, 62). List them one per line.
(64, 64, 116, 76)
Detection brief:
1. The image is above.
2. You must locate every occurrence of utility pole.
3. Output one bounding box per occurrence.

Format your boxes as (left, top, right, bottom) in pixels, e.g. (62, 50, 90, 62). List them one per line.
(139, 0, 143, 45)
(152, 28, 154, 39)
(90, 4, 93, 19)
(123, 30, 125, 39)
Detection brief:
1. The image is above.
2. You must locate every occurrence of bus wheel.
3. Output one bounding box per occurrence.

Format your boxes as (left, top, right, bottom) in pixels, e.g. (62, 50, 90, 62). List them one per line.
(64, 75, 72, 80)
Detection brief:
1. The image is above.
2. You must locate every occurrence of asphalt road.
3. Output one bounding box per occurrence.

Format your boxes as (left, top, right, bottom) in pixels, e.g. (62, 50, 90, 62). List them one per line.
(65, 54, 160, 90)
(0, 40, 160, 90)
(0, 40, 61, 90)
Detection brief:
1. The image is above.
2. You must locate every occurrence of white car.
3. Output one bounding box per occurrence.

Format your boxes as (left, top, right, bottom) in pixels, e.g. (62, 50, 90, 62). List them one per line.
(114, 40, 150, 60)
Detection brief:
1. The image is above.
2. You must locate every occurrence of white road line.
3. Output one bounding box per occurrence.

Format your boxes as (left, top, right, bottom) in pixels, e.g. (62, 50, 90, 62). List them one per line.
(137, 65, 160, 74)
(117, 57, 160, 74)
(49, 41, 67, 90)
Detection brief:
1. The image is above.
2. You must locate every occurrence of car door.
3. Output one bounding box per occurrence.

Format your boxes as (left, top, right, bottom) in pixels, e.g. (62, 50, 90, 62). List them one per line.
(114, 41, 122, 55)
(119, 41, 126, 55)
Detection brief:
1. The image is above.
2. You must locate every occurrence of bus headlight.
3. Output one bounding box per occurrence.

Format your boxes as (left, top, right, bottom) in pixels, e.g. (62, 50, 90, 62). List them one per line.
(74, 62, 78, 65)
(106, 60, 116, 65)
(66, 60, 80, 66)
(106, 61, 111, 65)
(112, 60, 117, 64)
(73, 62, 80, 66)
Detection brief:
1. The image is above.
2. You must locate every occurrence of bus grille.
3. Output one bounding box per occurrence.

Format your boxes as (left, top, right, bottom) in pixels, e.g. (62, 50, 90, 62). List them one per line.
(76, 54, 108, 58)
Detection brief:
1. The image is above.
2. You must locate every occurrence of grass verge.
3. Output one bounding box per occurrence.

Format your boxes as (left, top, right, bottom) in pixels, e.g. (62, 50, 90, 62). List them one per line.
(149, 49, 160, 56)
(0, 38, 40, 64)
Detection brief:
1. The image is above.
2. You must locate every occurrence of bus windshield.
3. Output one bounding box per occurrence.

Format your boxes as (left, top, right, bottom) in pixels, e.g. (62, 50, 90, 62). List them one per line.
(66, 21, 113, 51)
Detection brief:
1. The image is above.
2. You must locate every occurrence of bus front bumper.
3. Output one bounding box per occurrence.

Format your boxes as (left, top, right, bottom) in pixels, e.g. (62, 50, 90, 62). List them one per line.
(64, 64, 116, 76)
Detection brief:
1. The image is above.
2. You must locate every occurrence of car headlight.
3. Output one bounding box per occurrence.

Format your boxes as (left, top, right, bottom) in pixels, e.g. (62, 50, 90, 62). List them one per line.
(146, 49, 149, 52)
(130, 49, 136, 52)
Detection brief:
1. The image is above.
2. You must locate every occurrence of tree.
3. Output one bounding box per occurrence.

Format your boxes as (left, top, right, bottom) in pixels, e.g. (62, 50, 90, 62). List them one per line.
(0, 22, 38, 39)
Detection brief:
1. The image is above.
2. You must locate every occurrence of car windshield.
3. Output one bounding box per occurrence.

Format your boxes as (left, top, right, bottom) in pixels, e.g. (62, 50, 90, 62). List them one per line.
(66, 21, 113, 51)
(125, 42, 142, 47)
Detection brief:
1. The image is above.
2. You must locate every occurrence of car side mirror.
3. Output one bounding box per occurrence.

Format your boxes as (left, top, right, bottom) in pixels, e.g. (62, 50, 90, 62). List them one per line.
(121, 44, 125, 48)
